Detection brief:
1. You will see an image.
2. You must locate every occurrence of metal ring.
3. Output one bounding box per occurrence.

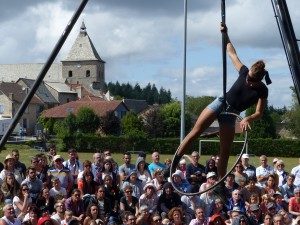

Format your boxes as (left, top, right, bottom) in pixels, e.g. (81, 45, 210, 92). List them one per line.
(170, 112, 248, 196)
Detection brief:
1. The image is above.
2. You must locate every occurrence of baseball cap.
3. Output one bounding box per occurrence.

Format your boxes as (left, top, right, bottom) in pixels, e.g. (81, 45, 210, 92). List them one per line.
(207, 172, 217, 179)
(172, 170, 184, 180)
(267, 202, 275, 209)
(53, 155, 63, 162)
(231, 206, 241, 212)
(250, 204, 259, 211)
(242, 154, 249, 159)
(294, 187, 300, 194)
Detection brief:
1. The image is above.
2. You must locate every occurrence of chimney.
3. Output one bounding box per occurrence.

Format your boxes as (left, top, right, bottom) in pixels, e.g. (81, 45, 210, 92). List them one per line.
(9, 93, 14, 101)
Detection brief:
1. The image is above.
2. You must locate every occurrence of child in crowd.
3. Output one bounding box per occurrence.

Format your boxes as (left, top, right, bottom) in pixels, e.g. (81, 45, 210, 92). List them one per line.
(61, 210, 73, 225)
(49, 177, 67, 201)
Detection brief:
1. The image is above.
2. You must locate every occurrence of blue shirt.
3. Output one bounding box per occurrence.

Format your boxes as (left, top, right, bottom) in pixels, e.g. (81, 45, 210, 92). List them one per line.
(148, 162, 166, 175)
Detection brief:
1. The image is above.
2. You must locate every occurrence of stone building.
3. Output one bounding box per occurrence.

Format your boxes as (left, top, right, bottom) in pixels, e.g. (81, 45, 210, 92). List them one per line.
(0, 21, 106, 135)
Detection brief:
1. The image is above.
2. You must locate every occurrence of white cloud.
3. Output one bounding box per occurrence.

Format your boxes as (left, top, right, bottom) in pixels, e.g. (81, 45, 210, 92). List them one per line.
(0, 0, 298, 108)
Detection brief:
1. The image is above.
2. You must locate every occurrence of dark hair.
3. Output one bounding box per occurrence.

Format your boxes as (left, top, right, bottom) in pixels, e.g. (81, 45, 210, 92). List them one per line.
(82, 171, 96, 195)
(123, 152, 131, 156)
(11, 149, 19, 154)
(85, 203, 100, 218)
(18, 184, 29, 199)
(101, 160, 113, 173)
(248, 176, 257, 183)
(68, 148, 77, 154)
(287, 174, 295, 180)
(28, 206, 41, 218)
(83, 160, 92, 167)
(71, 189, 81, 195)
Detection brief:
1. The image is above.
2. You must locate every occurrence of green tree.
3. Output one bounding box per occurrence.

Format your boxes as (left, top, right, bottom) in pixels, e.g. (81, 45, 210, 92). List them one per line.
(268, 105, 287, 126)
(160, 101, 192, 137)
(76, 107, 101, 133)
(142, 106, 164, 138)
(121, 111, 143, 134)
(285, 87, 300, 138)
(186, 96, 215, 115)
(245, 104, 277, 138)
(54, 113, 78, 149)
(101, 110, 120, 135)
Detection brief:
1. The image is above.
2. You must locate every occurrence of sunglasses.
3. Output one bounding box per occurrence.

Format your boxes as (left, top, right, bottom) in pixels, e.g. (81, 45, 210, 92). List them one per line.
(126, 190, 133, 194)
(247, 74, 259, 82)
(153, 219, 162, 222)
(23, 189, 29, 191)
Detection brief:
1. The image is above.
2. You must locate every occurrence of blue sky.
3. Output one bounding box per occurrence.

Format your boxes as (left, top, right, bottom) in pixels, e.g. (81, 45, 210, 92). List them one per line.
(0, 0, 299, 109)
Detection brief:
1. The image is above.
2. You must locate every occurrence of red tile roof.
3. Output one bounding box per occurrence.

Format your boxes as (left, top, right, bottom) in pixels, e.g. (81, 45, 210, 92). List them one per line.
(43, 100, 124, 118)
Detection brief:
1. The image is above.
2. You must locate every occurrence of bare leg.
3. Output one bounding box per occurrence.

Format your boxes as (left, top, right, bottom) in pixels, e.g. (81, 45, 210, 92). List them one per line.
(177, 108, 217, 156)
(218, 123, 235, 179)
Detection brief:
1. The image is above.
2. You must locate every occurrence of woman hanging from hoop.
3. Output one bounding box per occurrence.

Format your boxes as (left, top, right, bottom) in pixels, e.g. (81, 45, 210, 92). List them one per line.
(174, 23, 272, 180)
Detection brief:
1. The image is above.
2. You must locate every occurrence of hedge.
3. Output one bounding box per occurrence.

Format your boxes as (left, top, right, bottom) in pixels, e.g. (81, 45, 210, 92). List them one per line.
(55, 135, 300, 157)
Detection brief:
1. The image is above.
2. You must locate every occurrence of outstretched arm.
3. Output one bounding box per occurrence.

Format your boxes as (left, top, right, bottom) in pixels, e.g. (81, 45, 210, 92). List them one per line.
(240, 98, 267, 131)
(221, 23, 243, 72)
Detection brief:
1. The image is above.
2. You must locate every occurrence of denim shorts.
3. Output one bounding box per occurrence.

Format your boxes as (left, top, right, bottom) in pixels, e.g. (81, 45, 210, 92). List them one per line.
(207, 96, 240, 127)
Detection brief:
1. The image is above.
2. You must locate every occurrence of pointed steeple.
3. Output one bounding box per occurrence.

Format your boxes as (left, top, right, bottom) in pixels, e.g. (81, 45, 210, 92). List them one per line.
(62, 21, 105, 62)
(80, 21, 87, 36)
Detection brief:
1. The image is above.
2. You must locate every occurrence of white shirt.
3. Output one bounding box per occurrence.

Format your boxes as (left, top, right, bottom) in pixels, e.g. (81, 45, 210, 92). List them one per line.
(256, 165, 274, 187)
(291, 165, 300, 186)
(49, 187, 67, 199)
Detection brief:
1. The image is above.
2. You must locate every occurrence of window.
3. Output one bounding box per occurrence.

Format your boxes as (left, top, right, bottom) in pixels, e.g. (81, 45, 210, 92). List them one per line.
(66, 107, 74, 113)
(86, 70, 90, 77)
(68, 71, 73, 77)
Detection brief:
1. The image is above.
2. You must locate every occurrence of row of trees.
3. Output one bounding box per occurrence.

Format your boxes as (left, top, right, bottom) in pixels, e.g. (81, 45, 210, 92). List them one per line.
(40, 88, 300, 150)
(43, 100, 287, 145)
(104, 82, 172, 105)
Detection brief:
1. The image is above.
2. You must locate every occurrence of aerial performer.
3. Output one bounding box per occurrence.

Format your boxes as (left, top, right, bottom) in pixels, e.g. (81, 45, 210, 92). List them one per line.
(174, 23, 272, 180)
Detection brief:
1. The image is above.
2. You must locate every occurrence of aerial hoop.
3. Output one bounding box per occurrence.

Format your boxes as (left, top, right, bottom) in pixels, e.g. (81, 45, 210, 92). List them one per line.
(170, 112, 248, 196)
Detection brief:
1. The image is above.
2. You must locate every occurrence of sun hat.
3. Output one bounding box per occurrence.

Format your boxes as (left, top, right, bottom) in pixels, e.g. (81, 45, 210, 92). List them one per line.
(4, 154, 15, 163)
(143, 182, 157, 192)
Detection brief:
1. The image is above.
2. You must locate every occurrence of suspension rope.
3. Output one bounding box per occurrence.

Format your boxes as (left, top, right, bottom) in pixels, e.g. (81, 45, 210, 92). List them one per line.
(221, 0, 227, 110)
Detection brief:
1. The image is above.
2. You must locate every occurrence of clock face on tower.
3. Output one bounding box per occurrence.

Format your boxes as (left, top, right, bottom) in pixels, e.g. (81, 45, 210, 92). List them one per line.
(77, 64, 81, 68)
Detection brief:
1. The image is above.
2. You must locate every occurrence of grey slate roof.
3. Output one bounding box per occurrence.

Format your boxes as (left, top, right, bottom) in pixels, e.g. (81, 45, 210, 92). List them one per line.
(123, 99, 149, 114)
(45, 82, 77, 94)
(17, 78, 59, 104)
(0, 82, 43, 104)
(0, 63, 63, 83)
(62, 22, 105, 62)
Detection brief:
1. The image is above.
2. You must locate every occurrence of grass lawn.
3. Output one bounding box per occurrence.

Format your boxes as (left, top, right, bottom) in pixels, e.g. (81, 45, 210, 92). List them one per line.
(1, 144, 298, 173)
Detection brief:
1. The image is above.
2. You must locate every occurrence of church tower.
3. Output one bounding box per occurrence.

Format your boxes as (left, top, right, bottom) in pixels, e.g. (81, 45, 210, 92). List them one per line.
(61, 21, 105, 90)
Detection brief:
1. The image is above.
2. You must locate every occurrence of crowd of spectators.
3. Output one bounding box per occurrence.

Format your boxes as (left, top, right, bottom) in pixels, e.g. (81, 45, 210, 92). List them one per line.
(0, 147, 300, 225)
